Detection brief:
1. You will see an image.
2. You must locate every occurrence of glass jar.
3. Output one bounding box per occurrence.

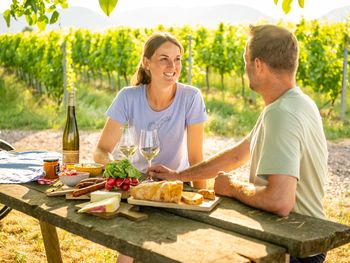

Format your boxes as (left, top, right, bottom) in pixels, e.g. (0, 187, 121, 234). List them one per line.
(43, 158, 60, 179)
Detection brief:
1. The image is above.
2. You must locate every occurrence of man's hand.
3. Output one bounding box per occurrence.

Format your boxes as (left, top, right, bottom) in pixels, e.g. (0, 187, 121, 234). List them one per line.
(214, 172, 235, 197)
(147, 165, 179, 181)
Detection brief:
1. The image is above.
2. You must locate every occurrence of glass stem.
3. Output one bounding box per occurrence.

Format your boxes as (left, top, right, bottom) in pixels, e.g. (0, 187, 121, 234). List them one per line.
(148, 160, 152, 168)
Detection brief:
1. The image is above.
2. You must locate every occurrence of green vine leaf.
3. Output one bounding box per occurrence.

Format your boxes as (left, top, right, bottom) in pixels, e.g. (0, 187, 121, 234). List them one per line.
(282, 0, 293, 14)
(99, 0, 118, 17)
(50, 11, 59, 24)
(3, 10, 11, 27)
(298, 0, 304, 8)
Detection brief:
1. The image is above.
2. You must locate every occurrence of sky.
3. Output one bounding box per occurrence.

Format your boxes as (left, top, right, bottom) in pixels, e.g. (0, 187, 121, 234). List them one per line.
(1, 0, 349, 22)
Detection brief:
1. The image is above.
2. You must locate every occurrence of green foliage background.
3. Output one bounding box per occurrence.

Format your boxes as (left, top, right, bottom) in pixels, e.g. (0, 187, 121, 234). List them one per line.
(0, 20, 349, 139)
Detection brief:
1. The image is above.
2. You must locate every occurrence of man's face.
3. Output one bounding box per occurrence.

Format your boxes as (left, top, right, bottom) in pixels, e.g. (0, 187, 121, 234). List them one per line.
(244, 45, 257, 91)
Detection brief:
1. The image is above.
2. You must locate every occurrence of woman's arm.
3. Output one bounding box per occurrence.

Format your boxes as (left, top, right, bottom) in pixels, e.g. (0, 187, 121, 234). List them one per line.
(187, 122, 207, 189)
(93, 118, 124, 166)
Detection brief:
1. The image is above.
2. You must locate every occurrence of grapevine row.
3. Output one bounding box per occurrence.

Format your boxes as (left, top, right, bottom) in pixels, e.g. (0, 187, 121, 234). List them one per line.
(0, 20, 348, 104)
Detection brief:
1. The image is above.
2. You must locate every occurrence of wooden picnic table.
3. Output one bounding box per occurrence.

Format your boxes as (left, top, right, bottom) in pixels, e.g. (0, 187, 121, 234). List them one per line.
(0, 182, 349, 263)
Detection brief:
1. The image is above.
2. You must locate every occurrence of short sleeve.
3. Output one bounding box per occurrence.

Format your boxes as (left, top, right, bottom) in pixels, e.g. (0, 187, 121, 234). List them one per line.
(106, 88, 129, 125)
(257, 108, 301, 180)
(185, 90, 208, 125)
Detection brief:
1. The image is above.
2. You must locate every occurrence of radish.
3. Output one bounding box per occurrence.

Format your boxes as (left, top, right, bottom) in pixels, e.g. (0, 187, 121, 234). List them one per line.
(130, 178, 139, 186)
(115, 178, 125, 188)
(121, 183, 130, 191)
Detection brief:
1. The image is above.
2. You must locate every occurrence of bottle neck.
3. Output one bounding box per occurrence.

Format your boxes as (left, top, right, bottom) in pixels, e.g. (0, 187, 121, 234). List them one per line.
(68, 92, 75, 107)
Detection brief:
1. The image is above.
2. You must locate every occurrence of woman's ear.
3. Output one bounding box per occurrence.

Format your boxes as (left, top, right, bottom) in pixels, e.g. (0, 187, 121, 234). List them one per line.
(143, 57, 149, 70)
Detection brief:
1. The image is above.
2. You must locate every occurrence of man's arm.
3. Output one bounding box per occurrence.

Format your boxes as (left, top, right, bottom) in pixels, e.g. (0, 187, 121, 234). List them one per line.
(186, 123, 207, 189)
(148, 138, 251, 182)
(214, 173, 297, 217)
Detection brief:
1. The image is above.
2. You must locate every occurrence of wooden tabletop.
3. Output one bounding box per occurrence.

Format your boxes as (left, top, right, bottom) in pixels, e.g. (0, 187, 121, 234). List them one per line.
(0, 183, 287, 263)
(165, 197, 350, 257)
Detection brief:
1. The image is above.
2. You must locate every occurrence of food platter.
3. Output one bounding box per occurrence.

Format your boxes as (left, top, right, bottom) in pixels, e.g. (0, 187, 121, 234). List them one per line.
(127, 194, 221, 212)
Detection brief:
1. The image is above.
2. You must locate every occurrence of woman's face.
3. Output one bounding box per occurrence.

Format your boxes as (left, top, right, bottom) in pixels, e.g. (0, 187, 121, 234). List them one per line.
(144, 41, 182, 87)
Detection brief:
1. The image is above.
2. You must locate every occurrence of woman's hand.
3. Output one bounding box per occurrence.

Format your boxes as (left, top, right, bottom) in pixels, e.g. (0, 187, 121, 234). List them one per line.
(147, 165, 179, 181)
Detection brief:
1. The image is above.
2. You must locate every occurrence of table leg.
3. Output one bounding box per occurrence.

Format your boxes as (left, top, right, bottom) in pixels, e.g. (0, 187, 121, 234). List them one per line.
(39, 220, 63, 263)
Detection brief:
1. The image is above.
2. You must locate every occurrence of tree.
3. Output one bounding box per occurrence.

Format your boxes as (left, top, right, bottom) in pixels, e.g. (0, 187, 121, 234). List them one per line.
(3, 0, 118, 31)
(3, 0, 302, 31)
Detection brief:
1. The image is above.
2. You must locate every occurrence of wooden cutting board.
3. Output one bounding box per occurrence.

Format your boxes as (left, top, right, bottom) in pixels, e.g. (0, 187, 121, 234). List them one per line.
(75, 202, 148, 221)
(127, 195, 221, 212)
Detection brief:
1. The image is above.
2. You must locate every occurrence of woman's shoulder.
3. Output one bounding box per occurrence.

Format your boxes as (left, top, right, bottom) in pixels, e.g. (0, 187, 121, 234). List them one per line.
(177, 82, 202, 96)
(118, 85, 144, 96)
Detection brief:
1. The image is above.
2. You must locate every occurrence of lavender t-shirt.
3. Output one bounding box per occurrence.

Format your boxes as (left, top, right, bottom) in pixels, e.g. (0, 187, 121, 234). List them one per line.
(106, 82, 208, 172)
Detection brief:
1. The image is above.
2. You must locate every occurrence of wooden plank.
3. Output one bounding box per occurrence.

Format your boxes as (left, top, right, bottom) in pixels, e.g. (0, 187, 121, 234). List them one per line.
(163, 196, 350, 257)
(39, 220, 63, 263)
(0, 183, 287, 263)
(127, 195, 221, 212)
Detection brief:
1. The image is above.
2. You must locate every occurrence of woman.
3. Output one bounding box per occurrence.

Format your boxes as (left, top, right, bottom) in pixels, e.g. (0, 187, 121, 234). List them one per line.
(94, 32, 207, 186)
(94, 32, 207, 262)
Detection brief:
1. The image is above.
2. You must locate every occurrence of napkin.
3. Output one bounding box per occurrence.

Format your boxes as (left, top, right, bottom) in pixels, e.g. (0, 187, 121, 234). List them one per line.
(0, 151, 61, 184)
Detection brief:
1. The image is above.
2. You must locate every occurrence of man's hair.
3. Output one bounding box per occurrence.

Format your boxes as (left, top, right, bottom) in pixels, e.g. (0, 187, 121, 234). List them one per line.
(131, 32, 184, 85)
(248, 24, 299, 74)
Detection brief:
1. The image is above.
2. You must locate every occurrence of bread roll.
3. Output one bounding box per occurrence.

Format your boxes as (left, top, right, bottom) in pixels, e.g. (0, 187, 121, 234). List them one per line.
(198, 189, 216, 200)
(181, 192, 204, 205)
(130, 180, 183, 203)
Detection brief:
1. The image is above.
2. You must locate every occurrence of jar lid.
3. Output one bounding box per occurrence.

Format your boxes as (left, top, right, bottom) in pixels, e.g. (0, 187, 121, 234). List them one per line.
(43, 158, 59, 162)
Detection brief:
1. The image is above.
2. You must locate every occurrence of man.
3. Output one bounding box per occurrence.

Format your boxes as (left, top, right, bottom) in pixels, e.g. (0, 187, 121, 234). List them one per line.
(148, 24, 328, 263)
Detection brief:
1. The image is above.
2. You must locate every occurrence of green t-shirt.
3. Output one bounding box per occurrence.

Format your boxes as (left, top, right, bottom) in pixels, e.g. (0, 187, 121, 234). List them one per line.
(248, 87, 328, 219)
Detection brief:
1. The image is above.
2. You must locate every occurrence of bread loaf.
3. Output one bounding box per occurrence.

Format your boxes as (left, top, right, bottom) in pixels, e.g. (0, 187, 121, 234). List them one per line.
(130, 180, 183, 203)
(198, 189, 216, 200)
(181, 192, 204, 205)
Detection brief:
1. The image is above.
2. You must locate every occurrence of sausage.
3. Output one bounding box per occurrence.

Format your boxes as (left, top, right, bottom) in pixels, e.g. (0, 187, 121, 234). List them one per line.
(75, 181, 96, 189)
(78, 177, 106, 184)
(72, 181, 106, 197)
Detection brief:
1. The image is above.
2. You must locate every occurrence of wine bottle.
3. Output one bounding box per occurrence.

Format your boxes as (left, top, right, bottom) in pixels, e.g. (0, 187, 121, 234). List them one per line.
(62, 91, 79, 165)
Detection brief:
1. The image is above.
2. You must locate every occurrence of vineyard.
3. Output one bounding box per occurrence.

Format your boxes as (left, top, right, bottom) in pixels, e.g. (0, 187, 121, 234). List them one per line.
(0, 20, 348, 103)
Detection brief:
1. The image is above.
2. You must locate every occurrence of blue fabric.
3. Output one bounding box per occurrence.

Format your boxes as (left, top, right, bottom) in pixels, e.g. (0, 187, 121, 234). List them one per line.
(107, 82, 207, 173)
(0, 151, 62, 183)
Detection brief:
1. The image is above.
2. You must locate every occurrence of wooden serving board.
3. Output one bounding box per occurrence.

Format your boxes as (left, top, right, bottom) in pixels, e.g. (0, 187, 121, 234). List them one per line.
(127, 196, 221, 212)
(75, 202, 148, 221)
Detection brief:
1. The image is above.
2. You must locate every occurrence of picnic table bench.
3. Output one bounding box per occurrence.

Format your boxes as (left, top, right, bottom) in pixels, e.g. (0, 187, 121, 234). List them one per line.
(0, 182, 349, 262)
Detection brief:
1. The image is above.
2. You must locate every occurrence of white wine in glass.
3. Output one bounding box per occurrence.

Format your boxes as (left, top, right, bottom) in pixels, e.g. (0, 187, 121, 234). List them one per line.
(119, 126, 137, 159)
(139, 129, 160, 168)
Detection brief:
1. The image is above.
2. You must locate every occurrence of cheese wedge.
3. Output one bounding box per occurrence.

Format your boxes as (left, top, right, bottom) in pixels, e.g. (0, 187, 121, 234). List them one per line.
(90, 190, 121, 203)
(78, 196, 120, 213)
(181, 192, 204, 205)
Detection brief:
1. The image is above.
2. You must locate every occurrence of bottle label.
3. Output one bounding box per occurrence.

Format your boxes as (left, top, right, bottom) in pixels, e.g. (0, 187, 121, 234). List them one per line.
(68, 92, 75, 106)
(63, 150, 79, 164)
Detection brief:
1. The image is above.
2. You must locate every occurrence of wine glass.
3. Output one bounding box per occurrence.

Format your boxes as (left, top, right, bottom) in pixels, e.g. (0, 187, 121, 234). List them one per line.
(118, 126, 137, 160)
(139, 129, 160, 169)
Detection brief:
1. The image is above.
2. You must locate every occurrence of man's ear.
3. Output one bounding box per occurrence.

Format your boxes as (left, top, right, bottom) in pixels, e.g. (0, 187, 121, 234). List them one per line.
(254, 57, 264, 73)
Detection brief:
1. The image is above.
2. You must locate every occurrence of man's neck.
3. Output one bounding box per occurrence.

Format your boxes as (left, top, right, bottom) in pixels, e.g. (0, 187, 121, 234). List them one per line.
(260, 74, 296, 105)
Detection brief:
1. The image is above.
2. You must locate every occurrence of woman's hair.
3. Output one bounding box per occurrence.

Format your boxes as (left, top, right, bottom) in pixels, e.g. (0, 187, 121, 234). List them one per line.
(131, 32, 184, 86)
(248, 24, 299, 74)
